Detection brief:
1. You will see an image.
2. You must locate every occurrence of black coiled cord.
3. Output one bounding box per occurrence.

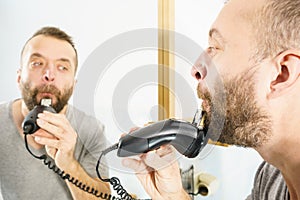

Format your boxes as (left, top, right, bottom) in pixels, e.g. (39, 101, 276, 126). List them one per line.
(24, 134, 150, 200)
(24, 134, 114, 200)
(96, 143, 136, 200)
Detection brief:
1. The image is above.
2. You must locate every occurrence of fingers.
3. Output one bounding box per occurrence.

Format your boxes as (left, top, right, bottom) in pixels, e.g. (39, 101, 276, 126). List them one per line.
(36, 111, 73, 139)
(122, 157, 153, 175)
(123, 145, 177, 173)
(142, 150, 175, 171)
(36, 118, 64, 139)
(33, 129, 56, 139)
(155, 145, 174, 157)
(122, 158, 143, 171)
(34, 136, 60, 149)
(120, 127, 140, 138)
(45, 145, 57, 159)
(35, 111, 77, 155)
(38, 111, 67, 127)
(129, 127, 140, 133)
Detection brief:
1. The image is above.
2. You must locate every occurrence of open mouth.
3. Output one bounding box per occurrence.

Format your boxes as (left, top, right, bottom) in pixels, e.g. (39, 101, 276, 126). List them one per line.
(40, 92, 52, 97)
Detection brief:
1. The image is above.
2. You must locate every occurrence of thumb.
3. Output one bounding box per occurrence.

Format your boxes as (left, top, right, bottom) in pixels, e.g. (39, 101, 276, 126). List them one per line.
(45, 145, 57, 159)
(122, 158, 147, 173)
(143, 151, 170, 171)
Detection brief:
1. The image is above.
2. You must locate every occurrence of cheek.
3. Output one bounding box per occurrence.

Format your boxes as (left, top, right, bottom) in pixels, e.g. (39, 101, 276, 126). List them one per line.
(20, 69, 42, 86)
(210, 56, 236, 82)
(18, 72, 30, 90)
(214, 48, 253, 79)
(56, 75, 75, 90)
(254, 73, 270, 107)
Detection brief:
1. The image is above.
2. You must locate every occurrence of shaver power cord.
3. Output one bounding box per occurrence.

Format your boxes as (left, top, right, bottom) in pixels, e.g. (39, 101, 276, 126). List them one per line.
(24, 134, 135, 200)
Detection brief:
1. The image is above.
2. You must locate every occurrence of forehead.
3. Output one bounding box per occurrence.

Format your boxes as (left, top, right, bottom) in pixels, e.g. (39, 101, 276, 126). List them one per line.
(211, 0, 263, 44)
(22, 35, 76, 66)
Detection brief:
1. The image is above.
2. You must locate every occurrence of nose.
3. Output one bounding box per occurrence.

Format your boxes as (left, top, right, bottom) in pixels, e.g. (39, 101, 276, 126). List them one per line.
(191, 66, 202, 80)
(191, 62, 207, 82)
(42, 68, 55, 83)
(191, 52, 211, 82)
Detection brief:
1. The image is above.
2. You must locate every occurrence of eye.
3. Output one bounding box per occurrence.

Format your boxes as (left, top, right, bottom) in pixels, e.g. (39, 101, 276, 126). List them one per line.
(31, 61, 44, 67)
(207, 46, 218, 57)
(58, 65, 68, 71)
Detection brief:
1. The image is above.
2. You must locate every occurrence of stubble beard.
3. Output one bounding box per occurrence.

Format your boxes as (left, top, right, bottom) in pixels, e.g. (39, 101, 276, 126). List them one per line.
(20, 81, 73, 113)
(198, 71, 273, 148)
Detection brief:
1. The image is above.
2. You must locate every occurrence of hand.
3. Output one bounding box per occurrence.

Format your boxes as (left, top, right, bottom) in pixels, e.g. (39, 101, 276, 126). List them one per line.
(34, 111, 77, 171)
(122, 145, 190, 200)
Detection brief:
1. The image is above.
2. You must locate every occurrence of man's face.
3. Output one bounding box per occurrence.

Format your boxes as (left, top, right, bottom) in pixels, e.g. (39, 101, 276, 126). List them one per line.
(18, 35, 76, 112)
(192, 0, 272, 148)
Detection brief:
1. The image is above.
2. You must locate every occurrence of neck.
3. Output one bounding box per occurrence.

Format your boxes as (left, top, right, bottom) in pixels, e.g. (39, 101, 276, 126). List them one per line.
(257, 136, 300, 200)
(282, 172, 300, 200)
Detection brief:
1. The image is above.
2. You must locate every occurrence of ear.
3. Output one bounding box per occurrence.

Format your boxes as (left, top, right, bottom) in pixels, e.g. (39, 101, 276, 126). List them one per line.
(268, 50, 300, 99)
(17, 68, 22, 85)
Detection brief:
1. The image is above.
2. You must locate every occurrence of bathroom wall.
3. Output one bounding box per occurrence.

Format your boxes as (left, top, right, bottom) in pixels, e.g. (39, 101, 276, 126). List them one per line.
(0, 1, 262, 199)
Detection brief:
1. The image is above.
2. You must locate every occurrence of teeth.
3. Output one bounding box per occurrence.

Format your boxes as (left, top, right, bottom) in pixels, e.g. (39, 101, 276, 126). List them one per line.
(41, 99, 52, 106)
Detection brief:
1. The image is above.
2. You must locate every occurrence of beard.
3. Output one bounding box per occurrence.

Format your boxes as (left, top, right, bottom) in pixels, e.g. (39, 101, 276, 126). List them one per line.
(20, 81, 73, 113)
(198, 70, 272, 148)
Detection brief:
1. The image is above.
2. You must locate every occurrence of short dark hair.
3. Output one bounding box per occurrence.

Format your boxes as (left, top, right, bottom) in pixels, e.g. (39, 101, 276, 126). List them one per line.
(252, 0, 300, 62)
(21, 26, 78, 73)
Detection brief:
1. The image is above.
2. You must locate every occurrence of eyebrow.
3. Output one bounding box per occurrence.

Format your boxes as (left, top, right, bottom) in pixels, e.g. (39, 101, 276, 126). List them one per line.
(30, 52, 72, 64)
(209, 28, 226, 44)
(29, 52, 44, 59)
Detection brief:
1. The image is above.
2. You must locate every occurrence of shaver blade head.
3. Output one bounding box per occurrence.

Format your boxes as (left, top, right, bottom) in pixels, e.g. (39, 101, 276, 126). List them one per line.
(22, 99, 56, 134)
(41, 98, 52, 107)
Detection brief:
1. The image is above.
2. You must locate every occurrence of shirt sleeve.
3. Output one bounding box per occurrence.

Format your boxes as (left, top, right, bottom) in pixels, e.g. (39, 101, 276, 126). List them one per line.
(245, 161, 267, 200)
(77, 121, 109, 179)
(67, 106, 109, 179)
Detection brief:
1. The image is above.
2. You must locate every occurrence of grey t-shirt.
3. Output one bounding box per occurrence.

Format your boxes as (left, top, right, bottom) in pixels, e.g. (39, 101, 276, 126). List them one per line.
(246, 161, 289, 200)
(0, 101, 108, 200)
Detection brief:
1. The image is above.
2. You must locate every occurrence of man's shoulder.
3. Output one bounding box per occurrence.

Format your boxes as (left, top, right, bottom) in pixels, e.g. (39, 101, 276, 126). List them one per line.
(66, 105, 107, 154)
(66, 105, 101, 122)
(66, 104, 105, 133)
(254, 161, 283, 186)
(251, 161, 288, 199)
(0, 101, 12, 117)
(0, 101, 9, 109)
(256, 161, 279, 176)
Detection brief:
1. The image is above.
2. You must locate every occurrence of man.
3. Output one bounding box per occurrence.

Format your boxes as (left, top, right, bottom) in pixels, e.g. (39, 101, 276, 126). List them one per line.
(0, 27, 110, 199)
(123, 0, 300, 199)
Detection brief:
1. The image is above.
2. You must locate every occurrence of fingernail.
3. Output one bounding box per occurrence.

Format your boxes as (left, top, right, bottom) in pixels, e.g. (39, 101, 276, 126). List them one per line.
(34, 136, 41, 141)
(36, 119, 44, 124)
(37, 113, 45, 118)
